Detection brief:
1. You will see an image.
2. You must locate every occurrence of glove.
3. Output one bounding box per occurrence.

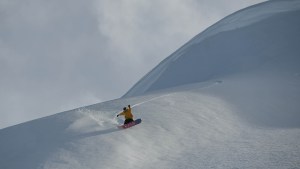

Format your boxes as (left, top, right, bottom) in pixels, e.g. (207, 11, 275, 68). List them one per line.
(117, 114, 119, 117)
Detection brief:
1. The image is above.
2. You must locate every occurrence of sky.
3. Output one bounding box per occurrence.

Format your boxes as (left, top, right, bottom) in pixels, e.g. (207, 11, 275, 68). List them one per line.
(0, 0, 266, 129)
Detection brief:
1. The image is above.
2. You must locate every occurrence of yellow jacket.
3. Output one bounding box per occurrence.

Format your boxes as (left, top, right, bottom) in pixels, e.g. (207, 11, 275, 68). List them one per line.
(118, 107, 133, 120)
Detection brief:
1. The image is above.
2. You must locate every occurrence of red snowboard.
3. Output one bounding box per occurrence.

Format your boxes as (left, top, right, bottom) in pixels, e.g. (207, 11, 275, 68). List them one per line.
(118, 119, 142, 129)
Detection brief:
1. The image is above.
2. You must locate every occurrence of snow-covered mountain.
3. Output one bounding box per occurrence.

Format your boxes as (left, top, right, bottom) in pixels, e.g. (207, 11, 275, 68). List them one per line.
(1, 0, 300, 169)
(123, 0, 300, 97)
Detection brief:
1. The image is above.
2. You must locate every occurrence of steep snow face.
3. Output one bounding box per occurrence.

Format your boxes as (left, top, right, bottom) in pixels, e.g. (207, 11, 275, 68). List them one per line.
(123, 0, 300, 97)
(1, 87, 300, 169)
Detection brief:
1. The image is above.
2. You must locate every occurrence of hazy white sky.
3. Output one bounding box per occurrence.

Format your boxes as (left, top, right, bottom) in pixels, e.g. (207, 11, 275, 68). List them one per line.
(0, 0, 266, 128)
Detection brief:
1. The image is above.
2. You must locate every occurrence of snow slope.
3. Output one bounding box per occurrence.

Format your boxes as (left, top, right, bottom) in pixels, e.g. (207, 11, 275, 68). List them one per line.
(1, 89, 300, 169)
(1, 0, 300, 169)
(123, 0, 300, 97)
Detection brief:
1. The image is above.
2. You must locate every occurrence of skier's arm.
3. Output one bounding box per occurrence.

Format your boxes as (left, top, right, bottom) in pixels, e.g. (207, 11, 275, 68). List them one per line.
(128, 105, 131, 111)
(117, 111, 125, 117)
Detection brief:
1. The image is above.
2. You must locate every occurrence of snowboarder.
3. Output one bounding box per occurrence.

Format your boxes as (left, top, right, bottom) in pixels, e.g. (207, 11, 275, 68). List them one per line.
(117, 105, 134, 125)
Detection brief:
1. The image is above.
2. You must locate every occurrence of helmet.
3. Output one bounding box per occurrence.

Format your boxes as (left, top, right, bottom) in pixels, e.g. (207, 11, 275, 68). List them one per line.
(123, 107, 127, 111)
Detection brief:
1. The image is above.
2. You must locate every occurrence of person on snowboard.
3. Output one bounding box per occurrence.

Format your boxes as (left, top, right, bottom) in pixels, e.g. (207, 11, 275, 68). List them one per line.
(117, 105, 134, 125)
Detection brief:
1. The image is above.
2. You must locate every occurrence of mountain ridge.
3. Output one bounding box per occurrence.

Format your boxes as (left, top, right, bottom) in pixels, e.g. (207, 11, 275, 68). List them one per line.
(123, 0, 300, 97)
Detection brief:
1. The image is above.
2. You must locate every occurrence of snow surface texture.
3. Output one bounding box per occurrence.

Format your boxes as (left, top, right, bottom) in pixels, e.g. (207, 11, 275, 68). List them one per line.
(1, 0, 300, 169)
(123, 0, 300, 97)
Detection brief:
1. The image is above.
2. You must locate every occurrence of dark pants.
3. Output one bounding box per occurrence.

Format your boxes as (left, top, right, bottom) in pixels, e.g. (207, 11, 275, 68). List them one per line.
(124, 118, 134, 125)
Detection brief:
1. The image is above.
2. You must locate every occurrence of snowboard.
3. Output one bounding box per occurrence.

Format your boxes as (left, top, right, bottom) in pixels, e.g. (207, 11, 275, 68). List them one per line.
(118, 119, 142, 129)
